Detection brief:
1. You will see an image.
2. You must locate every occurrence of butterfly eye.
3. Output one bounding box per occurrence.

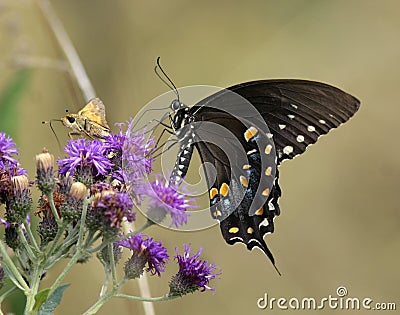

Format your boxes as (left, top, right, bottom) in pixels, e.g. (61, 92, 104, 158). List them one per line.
(67, 116, 76, 123)
(171, 100, 181, 111)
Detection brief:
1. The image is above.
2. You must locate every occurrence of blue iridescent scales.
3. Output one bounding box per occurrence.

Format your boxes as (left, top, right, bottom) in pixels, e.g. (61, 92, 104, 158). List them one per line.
(168, 80, 360, 272)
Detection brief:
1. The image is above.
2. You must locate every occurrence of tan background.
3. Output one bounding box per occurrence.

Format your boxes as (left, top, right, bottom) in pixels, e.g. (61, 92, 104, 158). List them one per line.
(0, 0, 399, 314)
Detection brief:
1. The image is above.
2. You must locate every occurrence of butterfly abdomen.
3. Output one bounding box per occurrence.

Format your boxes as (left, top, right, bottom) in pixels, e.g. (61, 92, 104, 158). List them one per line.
(169, 141, 194, 186)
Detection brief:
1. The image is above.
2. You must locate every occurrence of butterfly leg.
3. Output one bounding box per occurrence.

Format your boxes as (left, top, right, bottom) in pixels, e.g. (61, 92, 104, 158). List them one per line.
(68, 131, 85, 139)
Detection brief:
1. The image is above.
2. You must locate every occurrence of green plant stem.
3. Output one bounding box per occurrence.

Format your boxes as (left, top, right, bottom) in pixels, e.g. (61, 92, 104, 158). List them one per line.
(86, 280, 178, 313)
(23, 219, 40, 253)
(77, 197, 91, 246)
(45, 222, 66, 255)
(85, 231, 101, 248)
(108, 244, 117, 287)
(82, 279, 127, 315)
(17, 228, 37, 263)
(46, 196, 90, 298)
(45, 192, 62, 225)
(115, 294, 179, 302)
(0, 240, 29, 291)
(47, 247, 81, 300)
(99, 268, 111, 298)
(89, 220, 154, 253)
(25, 264, 42, 313)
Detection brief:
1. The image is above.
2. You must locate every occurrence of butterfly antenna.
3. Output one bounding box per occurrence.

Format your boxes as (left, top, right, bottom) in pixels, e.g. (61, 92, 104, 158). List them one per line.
(42, 119, 62, 150)
(155, 57, 180, 101)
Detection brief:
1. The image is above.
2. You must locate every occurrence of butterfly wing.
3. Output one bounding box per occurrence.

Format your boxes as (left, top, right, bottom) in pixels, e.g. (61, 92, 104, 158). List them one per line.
(188, 79, 360, 265)
(78, 98, 110, 129)
(197, 80, 360, 162)
(192, 112, 281, 267)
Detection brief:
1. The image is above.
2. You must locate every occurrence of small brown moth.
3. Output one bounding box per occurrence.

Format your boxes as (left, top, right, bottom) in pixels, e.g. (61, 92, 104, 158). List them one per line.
(61, 98, 110, 139)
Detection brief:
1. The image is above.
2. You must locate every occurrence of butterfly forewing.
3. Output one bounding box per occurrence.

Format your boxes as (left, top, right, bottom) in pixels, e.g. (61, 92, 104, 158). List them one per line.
(225, 80, 360, 161)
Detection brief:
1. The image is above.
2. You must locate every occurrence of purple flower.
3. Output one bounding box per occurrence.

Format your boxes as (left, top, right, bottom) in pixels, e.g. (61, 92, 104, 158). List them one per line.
(146, 176, 192, 227)
(0, 133, 25, 176)
(58, 138, 113, 177)
(0, 133, 18, 168)
(104, 123, 126, 157)
(118, 233, 169, 277)
(169, 244, 220, 296)
(94, 190, 135, 229)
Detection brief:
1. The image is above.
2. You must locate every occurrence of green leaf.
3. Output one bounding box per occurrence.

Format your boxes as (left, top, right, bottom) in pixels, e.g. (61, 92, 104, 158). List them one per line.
(35, 284, 70, 315)
(33, 288, 50, 312)
(0, 69, 31, 140)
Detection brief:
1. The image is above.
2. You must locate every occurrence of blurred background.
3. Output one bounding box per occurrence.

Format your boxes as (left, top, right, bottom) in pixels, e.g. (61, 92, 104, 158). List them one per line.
(0, 0, 399, 314)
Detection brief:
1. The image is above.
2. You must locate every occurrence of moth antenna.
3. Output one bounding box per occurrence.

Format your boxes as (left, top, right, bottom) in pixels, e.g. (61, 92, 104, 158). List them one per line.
(42, 119, 63, 150)
(155, 57, 180, 101)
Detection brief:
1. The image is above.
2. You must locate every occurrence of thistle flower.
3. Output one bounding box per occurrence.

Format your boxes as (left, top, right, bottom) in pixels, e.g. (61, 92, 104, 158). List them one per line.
(117, 234, 169, 278)
(0, 134, 25, 203)
(88, 189, 135, 237)
(58, 138, 113, 186)
(0, 132, 19, 168)
(146, 176, 192, 227)
(169, 244, 220, 296)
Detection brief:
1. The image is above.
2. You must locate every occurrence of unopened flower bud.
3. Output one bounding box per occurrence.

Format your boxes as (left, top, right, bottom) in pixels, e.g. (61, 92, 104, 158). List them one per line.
(7, 175, 32, 223)
(36, 149, 55, 193)
(60, 182, 87, 223)
(11, 175, 29, 192)
(5, 225, 22, 250)
(36, 149, 54, 172)
(70, 182, 88, 201)
(37, 215, 58, 245)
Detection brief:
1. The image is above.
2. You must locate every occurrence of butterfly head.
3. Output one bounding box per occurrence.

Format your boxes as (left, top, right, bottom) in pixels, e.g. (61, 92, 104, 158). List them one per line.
(61, 113, 81, 131)
(170, 99, 191, 131)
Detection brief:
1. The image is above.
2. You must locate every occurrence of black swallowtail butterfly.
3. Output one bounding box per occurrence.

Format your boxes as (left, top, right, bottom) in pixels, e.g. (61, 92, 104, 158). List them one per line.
(167, 79, 360, 271)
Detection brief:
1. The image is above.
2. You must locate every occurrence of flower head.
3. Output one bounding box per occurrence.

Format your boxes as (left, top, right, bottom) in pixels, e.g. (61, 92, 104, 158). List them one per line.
(169, 244, 220, 296)
(95, 191, 135, 226)
(58, 138, 113, 185)
(0, 132, 19, 168)
(0, 133, 26, 179)
(118, 234, 169, 278)
(88, 189, 135, 237)
(146, 176, 192, 227)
